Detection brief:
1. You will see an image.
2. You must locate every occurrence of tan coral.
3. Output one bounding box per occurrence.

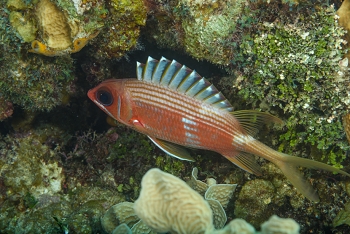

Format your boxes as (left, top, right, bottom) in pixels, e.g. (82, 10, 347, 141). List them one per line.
(134, 168, 214, 234)
(188, 167, 209, 195)
(188, 167, 237, 229)
(36, 0, 72, 50)
(205, 184, 237, 209)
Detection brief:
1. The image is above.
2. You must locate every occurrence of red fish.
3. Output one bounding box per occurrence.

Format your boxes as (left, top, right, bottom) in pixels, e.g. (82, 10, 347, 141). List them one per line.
(88, 56, 349, 201)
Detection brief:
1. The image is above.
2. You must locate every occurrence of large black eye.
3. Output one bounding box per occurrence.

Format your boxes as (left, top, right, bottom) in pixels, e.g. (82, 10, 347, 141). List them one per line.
(96, 89, 113, 106)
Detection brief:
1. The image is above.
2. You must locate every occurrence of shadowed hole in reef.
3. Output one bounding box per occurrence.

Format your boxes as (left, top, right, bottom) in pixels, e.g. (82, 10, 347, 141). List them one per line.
(1, 40, 226, 138)
(70, 39, 227, 134)
(0, 40, 227, 168)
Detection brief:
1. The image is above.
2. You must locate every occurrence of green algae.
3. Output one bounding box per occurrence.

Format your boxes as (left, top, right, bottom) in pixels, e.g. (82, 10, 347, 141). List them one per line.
(9, 11, 37, 42)
(233, 6, 350, 167)
(109, 132, 153, 161)
(0, 133, 63, 197)
(0, 54, 75, 111)
(144, 0, 246, 65)
(92, 0, 146, 60)
(333, 202, 350, 227)
(179, 0, 245, 65)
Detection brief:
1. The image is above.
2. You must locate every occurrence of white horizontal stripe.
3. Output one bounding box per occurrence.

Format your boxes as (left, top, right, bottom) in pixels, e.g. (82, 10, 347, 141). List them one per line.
(126, 82, 238, 137)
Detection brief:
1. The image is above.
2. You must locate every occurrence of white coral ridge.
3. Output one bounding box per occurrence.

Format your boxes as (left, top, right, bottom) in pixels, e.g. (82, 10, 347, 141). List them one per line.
(133, 168, 300, 234)
(134, 168, 215, 234)
(260, 215, 300, 234)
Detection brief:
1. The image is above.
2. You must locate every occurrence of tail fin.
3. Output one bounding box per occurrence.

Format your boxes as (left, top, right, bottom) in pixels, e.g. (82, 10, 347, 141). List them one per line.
(245, 139, 350, 202)
(276, 162, 319, 201)
(274, 154, 350, 202)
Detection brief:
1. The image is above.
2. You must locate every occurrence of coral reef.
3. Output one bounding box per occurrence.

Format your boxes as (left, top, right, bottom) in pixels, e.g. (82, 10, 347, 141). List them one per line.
(0, 122, 127, 233)
(36, 0, 73, 51)
(233, 5, 350, 167)
(189, 167, 237, 229)
(260, 215, 299, 234)
(0, 54, 76, 111)
(8, 11, 37, 43)
(101, 202, 139, 233)
(1, 0, 78, 111)
(99, 168, 300, 234)
(134, 168, 215, 233)
(144, 0, 246, 65)
(0, 131, 65, 197)
(234, 179, 276, 227)
(0, 0, 148, 110)
(7, 0, 104, 56)
(90, 0, 147, 60)
(1, 0, 350, 233)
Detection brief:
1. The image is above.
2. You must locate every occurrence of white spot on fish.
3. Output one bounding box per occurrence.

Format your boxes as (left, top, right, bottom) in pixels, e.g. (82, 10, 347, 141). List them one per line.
(182, 117, 197, 125)
(184, 125, 197, 131)
(233, 134, 254, 147)
(185, 138, 200, 145)
(185, 132, 198, 138)
(182, 117, 200, 146)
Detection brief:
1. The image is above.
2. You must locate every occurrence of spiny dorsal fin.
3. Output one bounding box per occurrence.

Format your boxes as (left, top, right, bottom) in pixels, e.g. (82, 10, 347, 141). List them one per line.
(137, 56, 234, 112)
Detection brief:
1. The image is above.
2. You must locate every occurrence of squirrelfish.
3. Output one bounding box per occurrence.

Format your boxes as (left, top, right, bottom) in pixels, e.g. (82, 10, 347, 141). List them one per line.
(88, 56, 349, 201)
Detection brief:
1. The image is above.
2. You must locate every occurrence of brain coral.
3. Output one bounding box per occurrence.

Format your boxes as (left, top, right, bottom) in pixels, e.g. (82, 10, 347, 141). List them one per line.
(134, 168, 214, 234)
(36, 0, 72, 50)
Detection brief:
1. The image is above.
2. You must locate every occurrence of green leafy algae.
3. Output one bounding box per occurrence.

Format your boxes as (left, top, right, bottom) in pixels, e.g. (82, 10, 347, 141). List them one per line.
(234, 6, 350, 167)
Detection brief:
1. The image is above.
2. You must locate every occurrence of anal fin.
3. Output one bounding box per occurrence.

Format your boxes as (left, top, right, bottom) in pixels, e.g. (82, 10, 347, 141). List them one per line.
(148, 136, 195, 162)
(223, 152, 262, 176)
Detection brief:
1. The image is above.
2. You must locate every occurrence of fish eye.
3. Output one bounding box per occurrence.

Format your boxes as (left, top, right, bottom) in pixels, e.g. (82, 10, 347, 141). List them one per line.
(96, 89, 113, 106)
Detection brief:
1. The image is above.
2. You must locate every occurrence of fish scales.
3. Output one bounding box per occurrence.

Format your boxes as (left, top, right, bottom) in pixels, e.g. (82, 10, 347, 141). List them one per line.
(126, 80, 231, 129)
(88, 56, 350, 202)
(125, 80, 236, 151)
(126, 80, 234, 131)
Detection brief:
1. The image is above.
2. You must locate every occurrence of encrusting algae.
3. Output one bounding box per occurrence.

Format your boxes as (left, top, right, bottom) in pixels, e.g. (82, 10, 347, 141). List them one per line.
(29, 31, 100, 56)
(88, 56, 350, 202)
(7, 0, 101, 57)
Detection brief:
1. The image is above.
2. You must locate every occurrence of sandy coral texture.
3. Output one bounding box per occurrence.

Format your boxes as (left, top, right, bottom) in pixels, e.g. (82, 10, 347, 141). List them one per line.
(37, 0, 72, 50)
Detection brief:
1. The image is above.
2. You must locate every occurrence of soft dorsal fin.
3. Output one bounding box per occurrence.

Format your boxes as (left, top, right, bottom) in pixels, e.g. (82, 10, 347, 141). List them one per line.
(232, 110, 284, 137)
(137, 56, 234, 112)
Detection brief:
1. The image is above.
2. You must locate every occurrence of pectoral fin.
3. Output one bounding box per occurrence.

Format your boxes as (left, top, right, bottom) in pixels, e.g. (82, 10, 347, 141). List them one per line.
(148, 136, 195, 161)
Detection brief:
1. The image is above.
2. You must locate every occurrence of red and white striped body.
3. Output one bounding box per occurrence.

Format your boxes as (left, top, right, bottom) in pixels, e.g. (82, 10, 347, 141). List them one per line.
(88, 57, 350, 202)
(125, 79, 246, 155)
